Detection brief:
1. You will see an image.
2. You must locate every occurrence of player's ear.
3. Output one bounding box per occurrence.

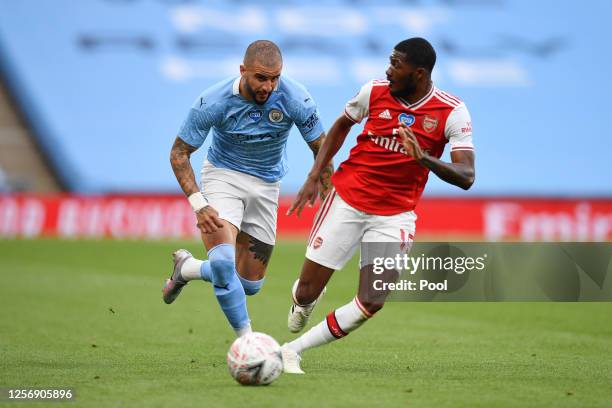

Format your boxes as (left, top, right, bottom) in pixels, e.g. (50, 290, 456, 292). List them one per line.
(239, 64, 246, 76)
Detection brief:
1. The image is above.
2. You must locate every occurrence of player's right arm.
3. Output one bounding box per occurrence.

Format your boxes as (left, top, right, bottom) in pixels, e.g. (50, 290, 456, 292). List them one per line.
(170, 137, 199, 196)
(287, 115, 354, 216)
(169, 137, 224, 233)
(288, 81, 372, 216)
(171, 95, 224, 233)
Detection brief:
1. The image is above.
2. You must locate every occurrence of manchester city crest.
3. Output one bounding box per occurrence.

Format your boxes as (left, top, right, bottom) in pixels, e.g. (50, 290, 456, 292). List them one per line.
(268, 109, 284, 123)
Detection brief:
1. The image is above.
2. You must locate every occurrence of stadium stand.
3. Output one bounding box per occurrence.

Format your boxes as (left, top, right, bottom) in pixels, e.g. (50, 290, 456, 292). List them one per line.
(0, 78, 61, 192)
(0, 1, 610, 241)
(0, 0, 609, 195)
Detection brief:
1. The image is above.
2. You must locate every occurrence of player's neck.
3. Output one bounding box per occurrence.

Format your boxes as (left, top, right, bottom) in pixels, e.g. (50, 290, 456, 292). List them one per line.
(238, 77, 254, 103)
(403, 80, 433, 105)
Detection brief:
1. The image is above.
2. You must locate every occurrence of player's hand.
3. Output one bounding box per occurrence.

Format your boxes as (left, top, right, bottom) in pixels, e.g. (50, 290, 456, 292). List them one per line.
(195, 206, 224, 234)
(398, 124, 426, 161)
(287, 176, 319, 217)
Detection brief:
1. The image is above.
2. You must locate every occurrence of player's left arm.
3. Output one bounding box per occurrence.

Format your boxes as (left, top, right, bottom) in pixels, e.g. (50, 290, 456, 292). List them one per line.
(307, 133, 334, 200)
(399, 124, 475, 190)
(400, 101, 475, 190)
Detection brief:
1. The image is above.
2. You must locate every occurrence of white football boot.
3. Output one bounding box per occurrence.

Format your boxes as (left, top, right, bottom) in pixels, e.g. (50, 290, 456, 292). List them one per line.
(281, 344, 305, 374)
(162, 249, 192, 304)
(288, 279, 327, 333)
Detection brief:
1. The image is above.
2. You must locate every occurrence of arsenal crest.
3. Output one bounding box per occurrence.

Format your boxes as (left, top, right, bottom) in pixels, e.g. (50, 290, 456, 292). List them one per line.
(423, 115, 438, 133)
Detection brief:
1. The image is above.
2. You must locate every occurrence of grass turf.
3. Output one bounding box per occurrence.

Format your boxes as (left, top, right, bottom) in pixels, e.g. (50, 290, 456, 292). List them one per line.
(0, 238, 611, 407)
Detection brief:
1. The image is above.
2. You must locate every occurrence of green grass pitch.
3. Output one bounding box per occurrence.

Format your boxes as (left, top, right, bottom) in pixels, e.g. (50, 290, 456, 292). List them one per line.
(1, 238, 611, 407)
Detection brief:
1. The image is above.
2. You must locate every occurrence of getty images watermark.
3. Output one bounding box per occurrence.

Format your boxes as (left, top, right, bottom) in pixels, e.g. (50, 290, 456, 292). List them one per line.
(372, 252, 487, 292)
(360, 242, 612, 301)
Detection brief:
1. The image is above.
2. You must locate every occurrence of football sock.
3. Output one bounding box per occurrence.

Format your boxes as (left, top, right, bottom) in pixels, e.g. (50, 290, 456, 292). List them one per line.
(180, 257, 262, 294)
(288, 297, 371, 354)
(200, 261, 212, 282)
(179, 257, 208, 281)
(235, 325, 253, 337)
(208, 244, 251, 336)
(238, 275, 265, 296)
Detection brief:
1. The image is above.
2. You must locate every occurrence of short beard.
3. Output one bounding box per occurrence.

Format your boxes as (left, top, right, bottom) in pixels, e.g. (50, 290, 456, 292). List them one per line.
(390, 81, 417, 98)
(244, 81, 268, 105)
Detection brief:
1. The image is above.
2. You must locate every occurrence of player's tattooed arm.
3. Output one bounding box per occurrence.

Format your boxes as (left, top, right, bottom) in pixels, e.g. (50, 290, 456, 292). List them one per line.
(170, 136, 200, 196)
(170, 136, 224, 233)
(308, 134, 334, 200)
(398, 125, 475, 190)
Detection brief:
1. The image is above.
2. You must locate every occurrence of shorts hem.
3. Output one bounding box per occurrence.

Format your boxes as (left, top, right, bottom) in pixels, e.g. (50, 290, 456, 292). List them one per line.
(305, 253, 342, 271)
(217, 216, 241, 233)
(241, 225, 276, 246)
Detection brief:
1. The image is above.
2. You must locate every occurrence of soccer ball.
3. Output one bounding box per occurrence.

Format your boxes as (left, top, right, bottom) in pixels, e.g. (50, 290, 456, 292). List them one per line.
(227, 332, 283, 385)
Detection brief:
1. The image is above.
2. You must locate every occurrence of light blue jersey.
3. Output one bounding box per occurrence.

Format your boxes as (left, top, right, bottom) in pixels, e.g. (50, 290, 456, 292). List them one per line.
(178, 76, 325, 183)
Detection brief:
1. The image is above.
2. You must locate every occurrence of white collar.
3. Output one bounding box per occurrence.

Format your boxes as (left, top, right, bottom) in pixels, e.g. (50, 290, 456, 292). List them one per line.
(395, 83, 435, 110)
(232, 77, 241, 95)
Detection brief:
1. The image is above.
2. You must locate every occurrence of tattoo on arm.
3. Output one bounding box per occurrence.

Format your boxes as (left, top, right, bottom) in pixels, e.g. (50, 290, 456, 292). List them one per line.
(248, 236, 274, 266)
(308, 135, 334, 199)
(170, 136, 200, 196)
(318, 163, 334, 200)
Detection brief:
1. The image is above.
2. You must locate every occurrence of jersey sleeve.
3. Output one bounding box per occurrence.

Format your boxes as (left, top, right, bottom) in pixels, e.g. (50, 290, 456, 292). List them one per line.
(344, 81, 373, 124)
(445, 102, 474, 152)
(177, 94, 220, 148)
(294, 91, 325, 143)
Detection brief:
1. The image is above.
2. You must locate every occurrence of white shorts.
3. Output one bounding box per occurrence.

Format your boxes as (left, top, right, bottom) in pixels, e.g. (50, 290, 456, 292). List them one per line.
(200, 161, 280, 245)
(305, 189, 417, 270)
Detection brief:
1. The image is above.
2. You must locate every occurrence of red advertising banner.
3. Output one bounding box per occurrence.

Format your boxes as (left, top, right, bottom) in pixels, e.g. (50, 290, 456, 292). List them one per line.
(0, 194, 610, 241)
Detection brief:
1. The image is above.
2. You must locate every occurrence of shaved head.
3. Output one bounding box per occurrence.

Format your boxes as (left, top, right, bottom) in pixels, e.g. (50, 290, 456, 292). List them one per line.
(243, 40, 282, 68)
(239, 40, 282, 105)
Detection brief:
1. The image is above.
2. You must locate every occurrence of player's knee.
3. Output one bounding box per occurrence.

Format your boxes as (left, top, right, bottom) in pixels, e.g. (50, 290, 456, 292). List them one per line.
(358, 298, 384, 315)
(208, 244, 236, 288)
(238, 275, 265, 296)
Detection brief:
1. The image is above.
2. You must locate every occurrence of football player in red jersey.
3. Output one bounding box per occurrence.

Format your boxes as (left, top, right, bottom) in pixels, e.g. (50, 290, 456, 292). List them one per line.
(280, 38, 475, 373)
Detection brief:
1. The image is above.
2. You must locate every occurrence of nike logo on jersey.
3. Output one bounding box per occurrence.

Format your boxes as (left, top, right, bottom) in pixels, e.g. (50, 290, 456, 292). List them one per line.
(378, 109, 392, 120)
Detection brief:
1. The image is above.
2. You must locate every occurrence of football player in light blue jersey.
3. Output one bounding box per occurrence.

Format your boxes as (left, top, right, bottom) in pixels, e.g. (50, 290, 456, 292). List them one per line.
(162, 40, 334, 338)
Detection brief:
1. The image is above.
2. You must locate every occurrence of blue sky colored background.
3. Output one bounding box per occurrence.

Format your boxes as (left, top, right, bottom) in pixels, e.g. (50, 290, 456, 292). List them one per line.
(0, 0, 609, 196)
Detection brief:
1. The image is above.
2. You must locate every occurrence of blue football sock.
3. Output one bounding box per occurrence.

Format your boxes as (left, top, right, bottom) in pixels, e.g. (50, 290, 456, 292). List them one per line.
(200, 260, 264, 297)
(238, 275, 265, 296)
(200, 260, 212, 282)
(208, 244, 250, 332)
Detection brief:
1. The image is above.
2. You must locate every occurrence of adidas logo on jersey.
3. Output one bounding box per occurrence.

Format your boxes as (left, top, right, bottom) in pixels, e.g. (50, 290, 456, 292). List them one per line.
(378, 109, 392, 120)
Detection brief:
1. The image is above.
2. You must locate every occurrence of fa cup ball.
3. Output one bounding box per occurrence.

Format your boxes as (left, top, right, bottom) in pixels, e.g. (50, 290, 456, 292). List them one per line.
(227, 332, 283, 385)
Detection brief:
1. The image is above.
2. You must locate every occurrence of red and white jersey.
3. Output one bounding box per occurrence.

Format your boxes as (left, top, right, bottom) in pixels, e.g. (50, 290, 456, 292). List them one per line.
(331, 79, 474, 215)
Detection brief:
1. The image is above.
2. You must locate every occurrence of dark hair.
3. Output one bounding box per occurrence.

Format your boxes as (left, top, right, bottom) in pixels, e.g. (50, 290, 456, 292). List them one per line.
(394, 37, 436, 72)
(244, 40, 282, 67)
